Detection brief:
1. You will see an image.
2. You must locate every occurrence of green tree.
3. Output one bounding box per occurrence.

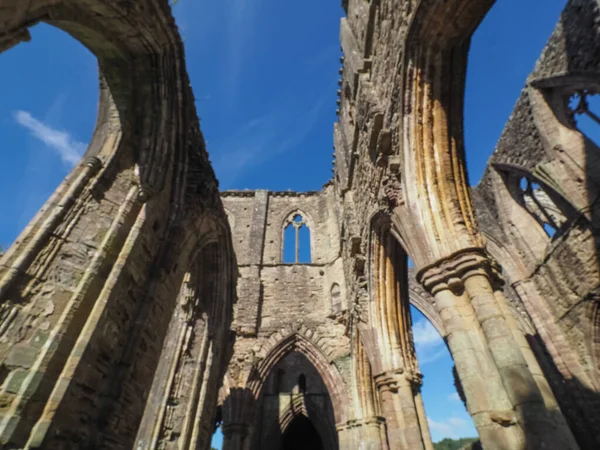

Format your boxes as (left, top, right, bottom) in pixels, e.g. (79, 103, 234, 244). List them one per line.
(433, 437, 480, 450)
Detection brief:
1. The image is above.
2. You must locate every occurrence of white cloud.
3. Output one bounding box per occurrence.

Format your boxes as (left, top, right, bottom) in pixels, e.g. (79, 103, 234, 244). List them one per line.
(448, 392, 461, 402)
(13, 110, 85, 166)
(428, 416, 469, 440)
(412, 319, 446, 365)
(413, 319, 443, 347)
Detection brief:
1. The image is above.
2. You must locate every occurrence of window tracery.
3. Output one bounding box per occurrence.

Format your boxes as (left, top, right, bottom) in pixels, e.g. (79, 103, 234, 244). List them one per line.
(568, 89, 600, 146)
(283, 213, 311, 264)
(503, 169, 577, 241)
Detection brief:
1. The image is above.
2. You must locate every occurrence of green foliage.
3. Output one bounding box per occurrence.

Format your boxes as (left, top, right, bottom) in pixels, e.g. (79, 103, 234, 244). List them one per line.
(433, 437, 479, 450)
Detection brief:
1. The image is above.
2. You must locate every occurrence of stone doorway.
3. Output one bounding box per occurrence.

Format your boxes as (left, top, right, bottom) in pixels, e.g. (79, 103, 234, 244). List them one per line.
(280, 415, 324, 450)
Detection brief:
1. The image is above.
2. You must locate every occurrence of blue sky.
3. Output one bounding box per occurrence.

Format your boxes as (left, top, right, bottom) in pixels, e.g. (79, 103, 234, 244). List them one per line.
(1, 0, 592, 446)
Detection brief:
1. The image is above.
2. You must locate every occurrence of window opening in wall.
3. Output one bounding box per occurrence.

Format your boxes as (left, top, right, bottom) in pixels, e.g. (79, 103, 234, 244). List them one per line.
(283, 214, 311, 264)
(298, 374, 307, 394)
(569, 90, 600, 147)
(330, 283, 341, 314)
(518, 176, 568, 238)
(410, 305, 477, 445)
(276, 368, 286, 394)
(0, 23, 97, 251)
(210, 405, 224, 449)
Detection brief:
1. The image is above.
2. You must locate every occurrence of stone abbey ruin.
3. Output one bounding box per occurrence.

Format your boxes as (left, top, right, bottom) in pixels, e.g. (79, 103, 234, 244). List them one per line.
(1, 0, 600, 448)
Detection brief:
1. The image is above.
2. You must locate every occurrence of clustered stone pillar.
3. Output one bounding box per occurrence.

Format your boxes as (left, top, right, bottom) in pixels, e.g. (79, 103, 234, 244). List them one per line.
(221, 388, 255, 450)
(342, 338, 389, 450)
(222, 423, 250, 450)
(336, 417, 388, 450)
(418, 250, 579, 450)
(368, 224, 433, 449)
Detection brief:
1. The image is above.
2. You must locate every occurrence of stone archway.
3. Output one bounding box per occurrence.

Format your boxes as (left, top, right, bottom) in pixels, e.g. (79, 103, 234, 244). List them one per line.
(280, 415, 324, 450)
(258, 351, 338, 450)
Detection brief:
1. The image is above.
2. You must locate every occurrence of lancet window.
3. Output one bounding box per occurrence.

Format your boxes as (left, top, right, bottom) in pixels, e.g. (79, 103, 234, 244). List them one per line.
(283, 213, 311, 263)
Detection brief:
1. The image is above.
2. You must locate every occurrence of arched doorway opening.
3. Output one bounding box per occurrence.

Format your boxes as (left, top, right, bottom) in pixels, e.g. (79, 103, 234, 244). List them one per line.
(410, 305, 478, 446)
(257, 350, 338, 450)
(280, 415, 324, 450)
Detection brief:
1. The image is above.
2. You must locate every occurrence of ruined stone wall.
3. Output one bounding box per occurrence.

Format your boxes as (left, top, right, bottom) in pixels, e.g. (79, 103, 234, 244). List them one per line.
(472, 1, 600, 447)
(219, 187, 352, 449)
(333, 0, 591, 449)
(0, 1, 235, 449)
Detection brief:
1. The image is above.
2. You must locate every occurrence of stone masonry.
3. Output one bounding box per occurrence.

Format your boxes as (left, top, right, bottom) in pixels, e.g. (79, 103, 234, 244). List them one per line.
(0, 0, 599, 449)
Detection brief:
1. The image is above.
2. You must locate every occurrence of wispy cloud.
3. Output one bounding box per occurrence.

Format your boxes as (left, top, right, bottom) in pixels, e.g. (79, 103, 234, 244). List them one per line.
(13, 110, 85, 166)
(223, 0, 263, 104)
(212, 98, 325, 187)
(448, 392, 461, 402)
(428, 416, 470, 440)
(412, 319, 446, 365)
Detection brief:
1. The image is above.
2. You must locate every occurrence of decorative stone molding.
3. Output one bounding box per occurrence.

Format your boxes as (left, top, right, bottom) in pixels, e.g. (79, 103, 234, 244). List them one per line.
(417, 248, 503, 295)
(336, 416, 386, 432)
(373, 369, 404, 394)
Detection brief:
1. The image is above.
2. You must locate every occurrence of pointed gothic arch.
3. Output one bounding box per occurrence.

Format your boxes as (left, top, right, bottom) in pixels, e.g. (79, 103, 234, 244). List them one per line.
(248, 332, 349, 425)
(261, 390, 334, 450)
(281, 209, 313, 264)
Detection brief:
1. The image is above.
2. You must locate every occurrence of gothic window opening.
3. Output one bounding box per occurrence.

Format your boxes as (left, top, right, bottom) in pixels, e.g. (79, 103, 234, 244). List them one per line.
(276, 369, 286, 394)
(283, 213, 311, 264)
(568, 90, 600, 147)
(330, 283, 342, 314)
(298, 374, 307, 394)
(517, 176, 570, 238)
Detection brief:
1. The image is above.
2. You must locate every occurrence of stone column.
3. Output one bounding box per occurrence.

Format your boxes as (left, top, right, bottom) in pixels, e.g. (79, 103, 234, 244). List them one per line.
(418, 250, 579, 450)
(222, 423, 250, 450)
(337, 417, 389, 450)
(367, 224, 432, 449)
(412, 377, 434, 450)
(374, 370, 426, 449)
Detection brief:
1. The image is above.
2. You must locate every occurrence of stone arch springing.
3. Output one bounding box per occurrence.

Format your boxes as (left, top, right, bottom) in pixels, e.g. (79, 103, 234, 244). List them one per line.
(408, 271, 446, 338)
(282, 210, 312, 264)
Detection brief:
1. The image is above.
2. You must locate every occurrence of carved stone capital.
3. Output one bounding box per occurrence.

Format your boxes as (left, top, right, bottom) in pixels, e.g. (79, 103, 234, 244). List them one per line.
(221, 422, 249, 438)
(416, 248, 503, 295)
(374, 368, 405, 393)
(336, 416, 386, 431)
(406, 371, 424, 389)
(83, 156, 103, 173)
